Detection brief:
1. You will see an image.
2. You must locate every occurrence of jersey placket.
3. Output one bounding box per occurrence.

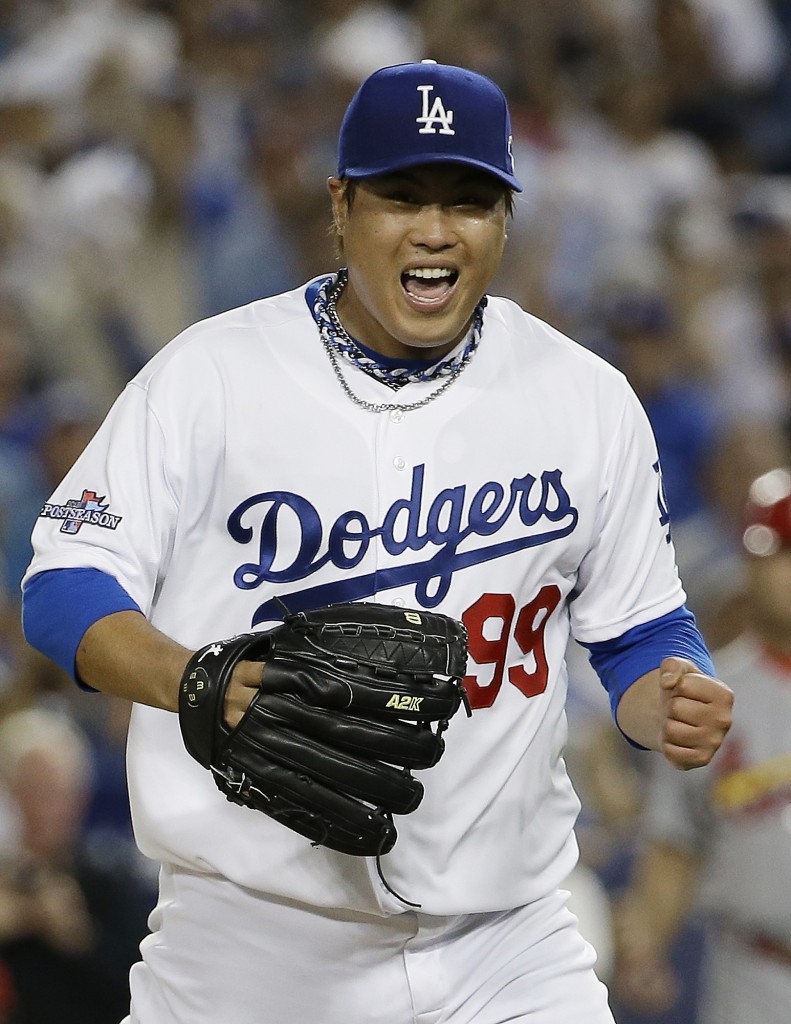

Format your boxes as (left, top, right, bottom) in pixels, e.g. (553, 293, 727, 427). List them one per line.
(370, 405, 417, 610)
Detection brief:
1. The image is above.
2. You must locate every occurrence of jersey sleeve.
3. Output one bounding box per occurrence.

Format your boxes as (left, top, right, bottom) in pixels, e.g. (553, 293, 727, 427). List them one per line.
(22, 567, 143, 685)
(22, 379, 179, 615)
(582, 605, 716, 722)
(569, 381, 685, 644)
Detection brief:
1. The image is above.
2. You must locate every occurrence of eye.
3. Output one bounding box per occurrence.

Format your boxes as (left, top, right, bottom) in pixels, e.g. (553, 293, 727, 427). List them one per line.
(388, 190, 420, 205)
(454, 192, 500, 210)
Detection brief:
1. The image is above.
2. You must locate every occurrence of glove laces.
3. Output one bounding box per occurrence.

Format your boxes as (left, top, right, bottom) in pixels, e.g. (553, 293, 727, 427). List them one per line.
(374, 820, 421, 909)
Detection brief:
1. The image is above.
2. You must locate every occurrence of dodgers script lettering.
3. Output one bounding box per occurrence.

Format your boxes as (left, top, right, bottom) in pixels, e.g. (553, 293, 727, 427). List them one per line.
(227, 464, 578, 623)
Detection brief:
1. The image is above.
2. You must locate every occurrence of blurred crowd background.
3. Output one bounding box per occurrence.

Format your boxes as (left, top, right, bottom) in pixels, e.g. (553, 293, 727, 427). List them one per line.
(0, 1, 790, 1021)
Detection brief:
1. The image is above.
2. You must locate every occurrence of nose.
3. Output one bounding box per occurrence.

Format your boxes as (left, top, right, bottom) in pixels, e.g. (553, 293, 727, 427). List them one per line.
(408, 204, 457, 250)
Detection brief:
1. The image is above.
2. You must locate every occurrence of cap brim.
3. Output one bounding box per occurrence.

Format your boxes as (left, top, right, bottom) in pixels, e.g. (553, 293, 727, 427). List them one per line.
(341, 152, 523, 192)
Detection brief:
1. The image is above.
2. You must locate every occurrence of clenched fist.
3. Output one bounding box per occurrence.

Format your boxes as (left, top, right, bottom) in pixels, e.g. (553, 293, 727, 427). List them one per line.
(658, 656, 733, 769)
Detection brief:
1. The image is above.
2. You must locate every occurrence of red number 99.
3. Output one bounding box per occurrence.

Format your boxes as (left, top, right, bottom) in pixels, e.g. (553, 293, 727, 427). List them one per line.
(462, 586, 562, 710)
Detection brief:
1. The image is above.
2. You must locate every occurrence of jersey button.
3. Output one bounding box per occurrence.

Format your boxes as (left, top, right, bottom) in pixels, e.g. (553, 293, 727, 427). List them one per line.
(390, 409, 404, 423)
(393, 456, 406, 470)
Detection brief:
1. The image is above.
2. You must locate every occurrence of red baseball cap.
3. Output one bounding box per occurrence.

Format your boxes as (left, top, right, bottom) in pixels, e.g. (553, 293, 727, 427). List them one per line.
(743, 468, 791, 556)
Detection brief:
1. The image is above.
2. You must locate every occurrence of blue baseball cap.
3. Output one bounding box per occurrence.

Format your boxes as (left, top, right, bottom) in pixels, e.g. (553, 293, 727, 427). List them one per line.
(336, 60, 522, 192)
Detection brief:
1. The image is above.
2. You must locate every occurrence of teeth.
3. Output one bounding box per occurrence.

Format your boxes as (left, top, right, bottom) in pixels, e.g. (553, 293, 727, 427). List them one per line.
(405, 268, 454, 279)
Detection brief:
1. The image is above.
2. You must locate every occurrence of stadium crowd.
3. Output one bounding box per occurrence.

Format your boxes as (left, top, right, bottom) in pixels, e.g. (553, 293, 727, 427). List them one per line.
(0, 1, 790, 1021)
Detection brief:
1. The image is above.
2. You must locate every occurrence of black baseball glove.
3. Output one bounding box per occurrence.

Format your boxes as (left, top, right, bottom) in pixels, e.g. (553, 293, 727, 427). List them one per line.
(178, 601, 469, 858)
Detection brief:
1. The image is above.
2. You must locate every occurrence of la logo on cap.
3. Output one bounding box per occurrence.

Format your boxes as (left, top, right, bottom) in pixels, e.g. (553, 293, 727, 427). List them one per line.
(335, 59, 524, 191)
(415, 83, 455, 135)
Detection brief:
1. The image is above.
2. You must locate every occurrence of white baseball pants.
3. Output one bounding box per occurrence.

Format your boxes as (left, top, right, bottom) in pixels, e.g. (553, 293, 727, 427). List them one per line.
(123, 863, 614, 1023)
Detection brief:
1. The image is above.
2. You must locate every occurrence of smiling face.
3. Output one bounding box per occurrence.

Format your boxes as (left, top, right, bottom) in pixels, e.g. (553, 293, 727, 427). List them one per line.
(328, 163, 510, 361)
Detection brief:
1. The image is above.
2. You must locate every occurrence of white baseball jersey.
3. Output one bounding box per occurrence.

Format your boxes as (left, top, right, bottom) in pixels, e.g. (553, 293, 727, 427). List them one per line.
(25, 278, 684, 917)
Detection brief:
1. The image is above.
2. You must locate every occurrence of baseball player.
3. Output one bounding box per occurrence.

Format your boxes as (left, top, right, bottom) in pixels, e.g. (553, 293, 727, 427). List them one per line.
(614, 466, 791, 1024)
(20, 61, 733, 1024)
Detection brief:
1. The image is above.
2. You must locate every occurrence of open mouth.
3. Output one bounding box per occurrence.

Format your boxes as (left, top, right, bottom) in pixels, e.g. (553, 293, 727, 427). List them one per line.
(401, 267, 459, 304)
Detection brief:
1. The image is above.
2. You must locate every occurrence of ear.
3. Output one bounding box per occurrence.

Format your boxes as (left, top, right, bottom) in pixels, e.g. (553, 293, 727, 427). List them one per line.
(327, 177, 348, 236)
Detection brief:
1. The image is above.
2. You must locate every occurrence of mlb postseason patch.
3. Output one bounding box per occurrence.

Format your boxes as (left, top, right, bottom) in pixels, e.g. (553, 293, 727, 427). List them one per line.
(39, 489, 123, 535)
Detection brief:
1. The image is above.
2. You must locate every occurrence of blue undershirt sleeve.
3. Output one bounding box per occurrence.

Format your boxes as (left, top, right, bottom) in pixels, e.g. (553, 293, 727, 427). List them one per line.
(22, 568, 143, 689)
(579, 604, 716, 746)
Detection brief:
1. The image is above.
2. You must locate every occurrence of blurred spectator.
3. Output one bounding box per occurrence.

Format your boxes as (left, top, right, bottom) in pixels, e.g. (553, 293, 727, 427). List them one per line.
(0, 306, 45, 598)
(0, 706, 150, 1024)
(0, 144, 161, 405)
(0, 301, 39, 452)
(317, 1, 424, 83)
(685, 175, 791, 433)
(0, 583, 28, 711)
(688, 419, 791, 651)
(602, 289, 720, 525)
(686, 0, 785, 92)
(507, 53, 724, 339)
(612, 468, 791, 1024)
(0, 0, 180, 155)
(597, 286, 731, 630)
(125, 78, 202, 346)
(1, 379, 105, 595)
(175, 0, 305, 312)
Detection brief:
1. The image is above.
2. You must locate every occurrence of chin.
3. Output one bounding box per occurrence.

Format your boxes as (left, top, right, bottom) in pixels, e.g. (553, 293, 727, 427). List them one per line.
(399, 314, 468, 351)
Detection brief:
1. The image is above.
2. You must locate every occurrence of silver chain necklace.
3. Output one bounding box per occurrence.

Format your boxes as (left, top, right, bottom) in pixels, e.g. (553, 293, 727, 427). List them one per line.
(318, 272, 483, 414)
